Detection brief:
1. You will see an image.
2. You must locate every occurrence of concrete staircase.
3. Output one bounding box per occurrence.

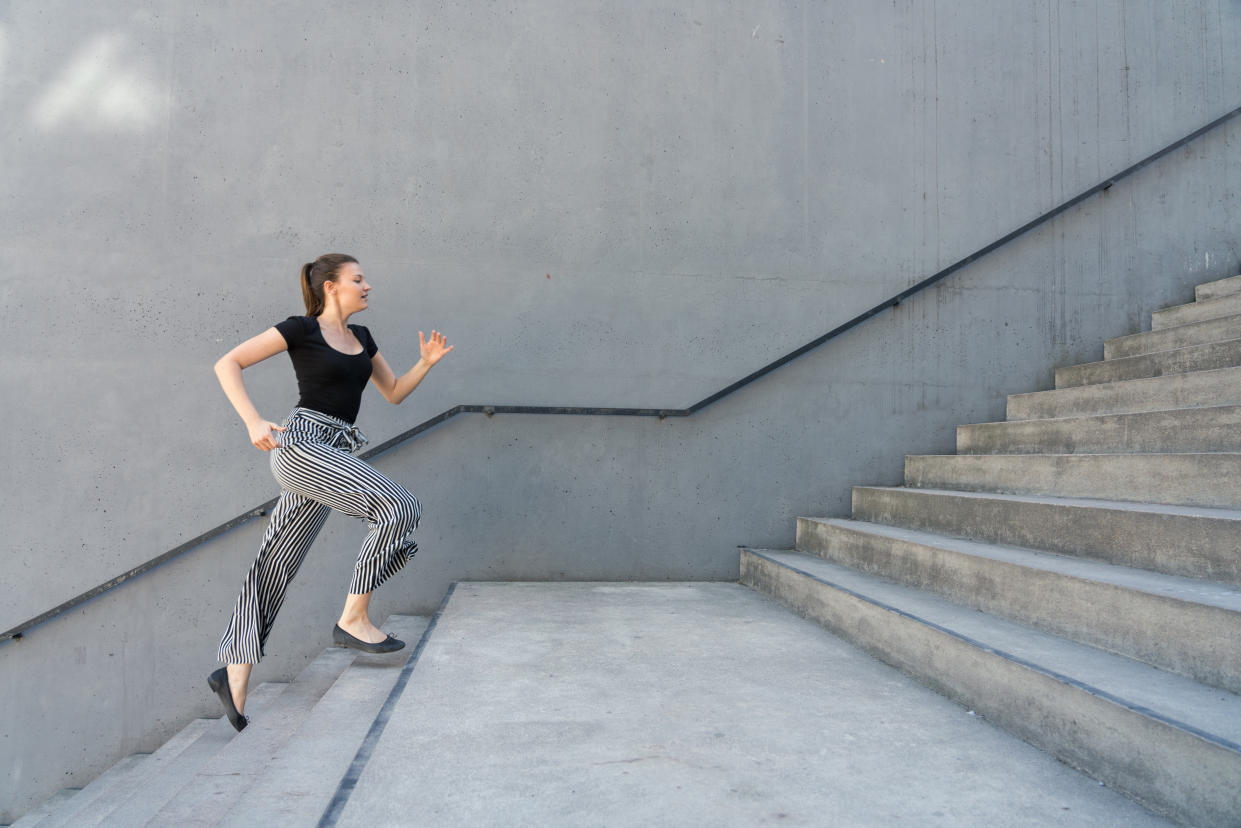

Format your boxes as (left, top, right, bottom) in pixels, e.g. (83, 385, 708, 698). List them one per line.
(9, 615, 428, 828)
(742, 271, 1241, 826)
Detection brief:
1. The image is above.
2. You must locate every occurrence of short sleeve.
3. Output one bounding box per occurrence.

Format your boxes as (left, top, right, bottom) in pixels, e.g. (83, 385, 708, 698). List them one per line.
(275, 316, 310, 350)
(353, 325, 379, 358)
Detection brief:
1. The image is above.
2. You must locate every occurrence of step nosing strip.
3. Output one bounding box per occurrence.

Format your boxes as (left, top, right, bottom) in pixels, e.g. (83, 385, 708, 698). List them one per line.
(968, 403, 1241, 425)
(810, 520, 1241, 604)
(1015, 364, 1241, 394)
(1111, 314, 1241, 343)
(844, 489, 1241, 518)
(747, 549, 1241, 755)
(317, 583, 457, 828)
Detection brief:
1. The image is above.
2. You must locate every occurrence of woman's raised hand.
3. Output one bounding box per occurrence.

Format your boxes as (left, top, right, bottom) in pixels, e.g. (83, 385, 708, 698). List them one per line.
(419, 330, 454, 366)
(247, 419, 287, 452)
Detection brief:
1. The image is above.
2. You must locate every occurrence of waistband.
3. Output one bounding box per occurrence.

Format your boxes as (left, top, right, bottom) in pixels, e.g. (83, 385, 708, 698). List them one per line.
(284, 407, 369, 452)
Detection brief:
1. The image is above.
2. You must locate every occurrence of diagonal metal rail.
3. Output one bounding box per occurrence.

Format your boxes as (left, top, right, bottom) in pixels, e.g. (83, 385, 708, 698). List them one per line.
(4, 102, 1239, 648)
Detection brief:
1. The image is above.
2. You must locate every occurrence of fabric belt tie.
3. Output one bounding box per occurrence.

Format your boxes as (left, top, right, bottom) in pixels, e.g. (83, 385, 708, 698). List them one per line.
(290, 407, 369, 452)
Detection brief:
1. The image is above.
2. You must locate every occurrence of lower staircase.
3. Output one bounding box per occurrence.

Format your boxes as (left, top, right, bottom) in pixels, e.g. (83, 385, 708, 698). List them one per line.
(10, 615, 428, 828)
(743, 271, 1241, 826)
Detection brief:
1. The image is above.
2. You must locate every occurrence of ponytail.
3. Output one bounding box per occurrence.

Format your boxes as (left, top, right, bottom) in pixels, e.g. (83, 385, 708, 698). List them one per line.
(300, 253, 358, 316)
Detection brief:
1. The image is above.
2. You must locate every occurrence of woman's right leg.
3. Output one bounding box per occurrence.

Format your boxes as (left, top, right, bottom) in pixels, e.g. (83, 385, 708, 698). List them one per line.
(216, 488, 331, 710)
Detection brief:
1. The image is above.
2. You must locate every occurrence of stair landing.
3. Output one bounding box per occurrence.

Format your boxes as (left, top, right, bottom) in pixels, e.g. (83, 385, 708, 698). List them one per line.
(332, 582, 1165, 827)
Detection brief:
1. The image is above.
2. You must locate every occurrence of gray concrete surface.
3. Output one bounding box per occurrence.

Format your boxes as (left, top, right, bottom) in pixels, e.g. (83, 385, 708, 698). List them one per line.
(5, 0, 1241, 819)
(336, 582, 1168, 827)
(1152, 290, 1241, 330)
(150, 645, 357, 826)
(8, 789, 77, 828)
(956, 404, 1241, 455)
(42, 718, 213, 827)
(1105, 312, 1241, 359)
(850, 486, 1241, 585)
(23, 755, 148, 828)
(218, 614, 430, 827)
(1006, 364, 1241, 420)
(904, 451, 1241, 508)
(797, 516, 1241, 692)
(742, 550, 1241, 826)
(1195, 274, 1241, 302)
(1055, 337, 1241, 388)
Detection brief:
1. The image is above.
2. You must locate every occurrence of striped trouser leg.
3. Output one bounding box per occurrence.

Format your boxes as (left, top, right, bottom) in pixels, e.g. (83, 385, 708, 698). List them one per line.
(271, 439, 421, 595)
(216, 490, 331, 664)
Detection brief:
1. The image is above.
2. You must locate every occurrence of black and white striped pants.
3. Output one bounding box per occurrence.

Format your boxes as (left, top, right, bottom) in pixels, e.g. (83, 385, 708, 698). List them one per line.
(217, 407, 421, 664)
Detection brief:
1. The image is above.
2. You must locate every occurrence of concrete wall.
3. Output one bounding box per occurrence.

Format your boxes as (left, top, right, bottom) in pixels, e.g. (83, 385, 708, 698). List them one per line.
(3, 0, 1240, 819)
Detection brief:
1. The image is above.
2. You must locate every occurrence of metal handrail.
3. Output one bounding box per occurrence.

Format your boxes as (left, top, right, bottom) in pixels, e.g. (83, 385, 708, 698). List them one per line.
(5, 103, 1239, 647)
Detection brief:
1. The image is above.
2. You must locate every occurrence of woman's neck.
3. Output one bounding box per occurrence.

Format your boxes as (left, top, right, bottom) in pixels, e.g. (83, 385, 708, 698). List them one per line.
(317, 308, 351, 332)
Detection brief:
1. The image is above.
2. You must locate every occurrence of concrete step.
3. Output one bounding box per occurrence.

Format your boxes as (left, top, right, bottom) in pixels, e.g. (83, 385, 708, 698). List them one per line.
(146, 643, 361, 827)
(1105, 312, 1241, 360)
(1196, 273, 1241, 302)
(957, 405, 1241, 455)
(92, 682, 288, 828)
(796, 517, 1241, 693)
(11, 683, 285, 828)
(8, 789, 78, 828)
(1006, 365, 1241, 420)
(850, 486, 1241, 586)
(1152, 290, 1241, 330)
(38, 720, 214, 828)
(1055, 338, 1241, 389)
(904, 452, 1241, 509)
(18, 755, 148, 828)
(216, 614, 430, 827)
(740, 548, 1241, 827)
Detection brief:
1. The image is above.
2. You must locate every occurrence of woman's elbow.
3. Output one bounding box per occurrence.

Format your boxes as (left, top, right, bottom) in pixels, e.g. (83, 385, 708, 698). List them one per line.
(214, 354, 241, 378)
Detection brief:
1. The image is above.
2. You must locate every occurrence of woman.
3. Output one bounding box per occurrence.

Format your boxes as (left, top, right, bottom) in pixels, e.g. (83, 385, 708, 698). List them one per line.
(208, 253, 452, 731)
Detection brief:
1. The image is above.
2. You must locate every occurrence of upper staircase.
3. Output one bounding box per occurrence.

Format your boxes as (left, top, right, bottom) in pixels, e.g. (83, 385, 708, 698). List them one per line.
(743, 270, 1241, 826)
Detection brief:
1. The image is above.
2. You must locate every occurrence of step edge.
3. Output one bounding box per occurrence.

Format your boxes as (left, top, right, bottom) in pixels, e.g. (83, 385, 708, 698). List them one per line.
(743, 548, 1241, 756)
(1105, 312, 1241, 354)
(797, 517, 1241, 611)
(1009, 364, 1241, 402)
(1063, 336, 1241, 376)
(963, 402, 1241, 429)
(218, 615, 432, 826)
(1153, 291, 1241, 321)
(846, 485, 1241, 519)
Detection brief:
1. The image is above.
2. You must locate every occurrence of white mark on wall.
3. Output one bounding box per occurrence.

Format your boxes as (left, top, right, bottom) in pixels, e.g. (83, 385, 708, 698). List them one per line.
(1206, 252, 1210, 270)
(752, 25, 761, 38)
(30, 32, 163, 132)
(0, 27, 8, 106)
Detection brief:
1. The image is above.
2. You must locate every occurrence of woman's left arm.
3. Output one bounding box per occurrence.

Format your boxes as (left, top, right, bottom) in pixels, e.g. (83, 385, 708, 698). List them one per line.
(371, 330, 454, 404)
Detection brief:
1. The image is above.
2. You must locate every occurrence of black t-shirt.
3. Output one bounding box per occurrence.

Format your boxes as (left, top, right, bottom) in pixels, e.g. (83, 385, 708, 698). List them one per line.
(274, 316, 379, 424)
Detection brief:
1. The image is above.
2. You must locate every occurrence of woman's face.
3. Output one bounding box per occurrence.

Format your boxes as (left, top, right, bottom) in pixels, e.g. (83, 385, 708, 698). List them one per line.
(329, 262, 371, 313)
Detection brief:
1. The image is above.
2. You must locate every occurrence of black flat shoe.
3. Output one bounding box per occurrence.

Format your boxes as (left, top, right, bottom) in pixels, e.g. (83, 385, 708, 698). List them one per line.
(332, 624, 405, 654)
(208, 667, 248, 732)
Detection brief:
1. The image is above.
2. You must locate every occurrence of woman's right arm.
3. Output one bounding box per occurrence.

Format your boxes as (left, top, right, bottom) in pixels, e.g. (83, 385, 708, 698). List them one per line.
(213, 327, 290, 451)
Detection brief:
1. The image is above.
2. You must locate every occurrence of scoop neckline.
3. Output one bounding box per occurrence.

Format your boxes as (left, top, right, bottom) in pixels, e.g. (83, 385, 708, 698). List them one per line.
(312, 317, 365, 356)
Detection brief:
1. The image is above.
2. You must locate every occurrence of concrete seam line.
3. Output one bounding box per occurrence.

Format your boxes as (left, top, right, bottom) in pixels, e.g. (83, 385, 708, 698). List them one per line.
(317, 582, 459, 828)
(745, 549, 1241, 755)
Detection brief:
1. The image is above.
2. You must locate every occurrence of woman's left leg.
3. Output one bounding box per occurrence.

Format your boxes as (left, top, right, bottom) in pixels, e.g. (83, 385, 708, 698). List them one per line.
(271, 439, 422, 640)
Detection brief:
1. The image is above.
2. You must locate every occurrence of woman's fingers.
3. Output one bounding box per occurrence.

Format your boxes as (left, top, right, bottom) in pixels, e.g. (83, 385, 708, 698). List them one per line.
(249, 421, 285, 451)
